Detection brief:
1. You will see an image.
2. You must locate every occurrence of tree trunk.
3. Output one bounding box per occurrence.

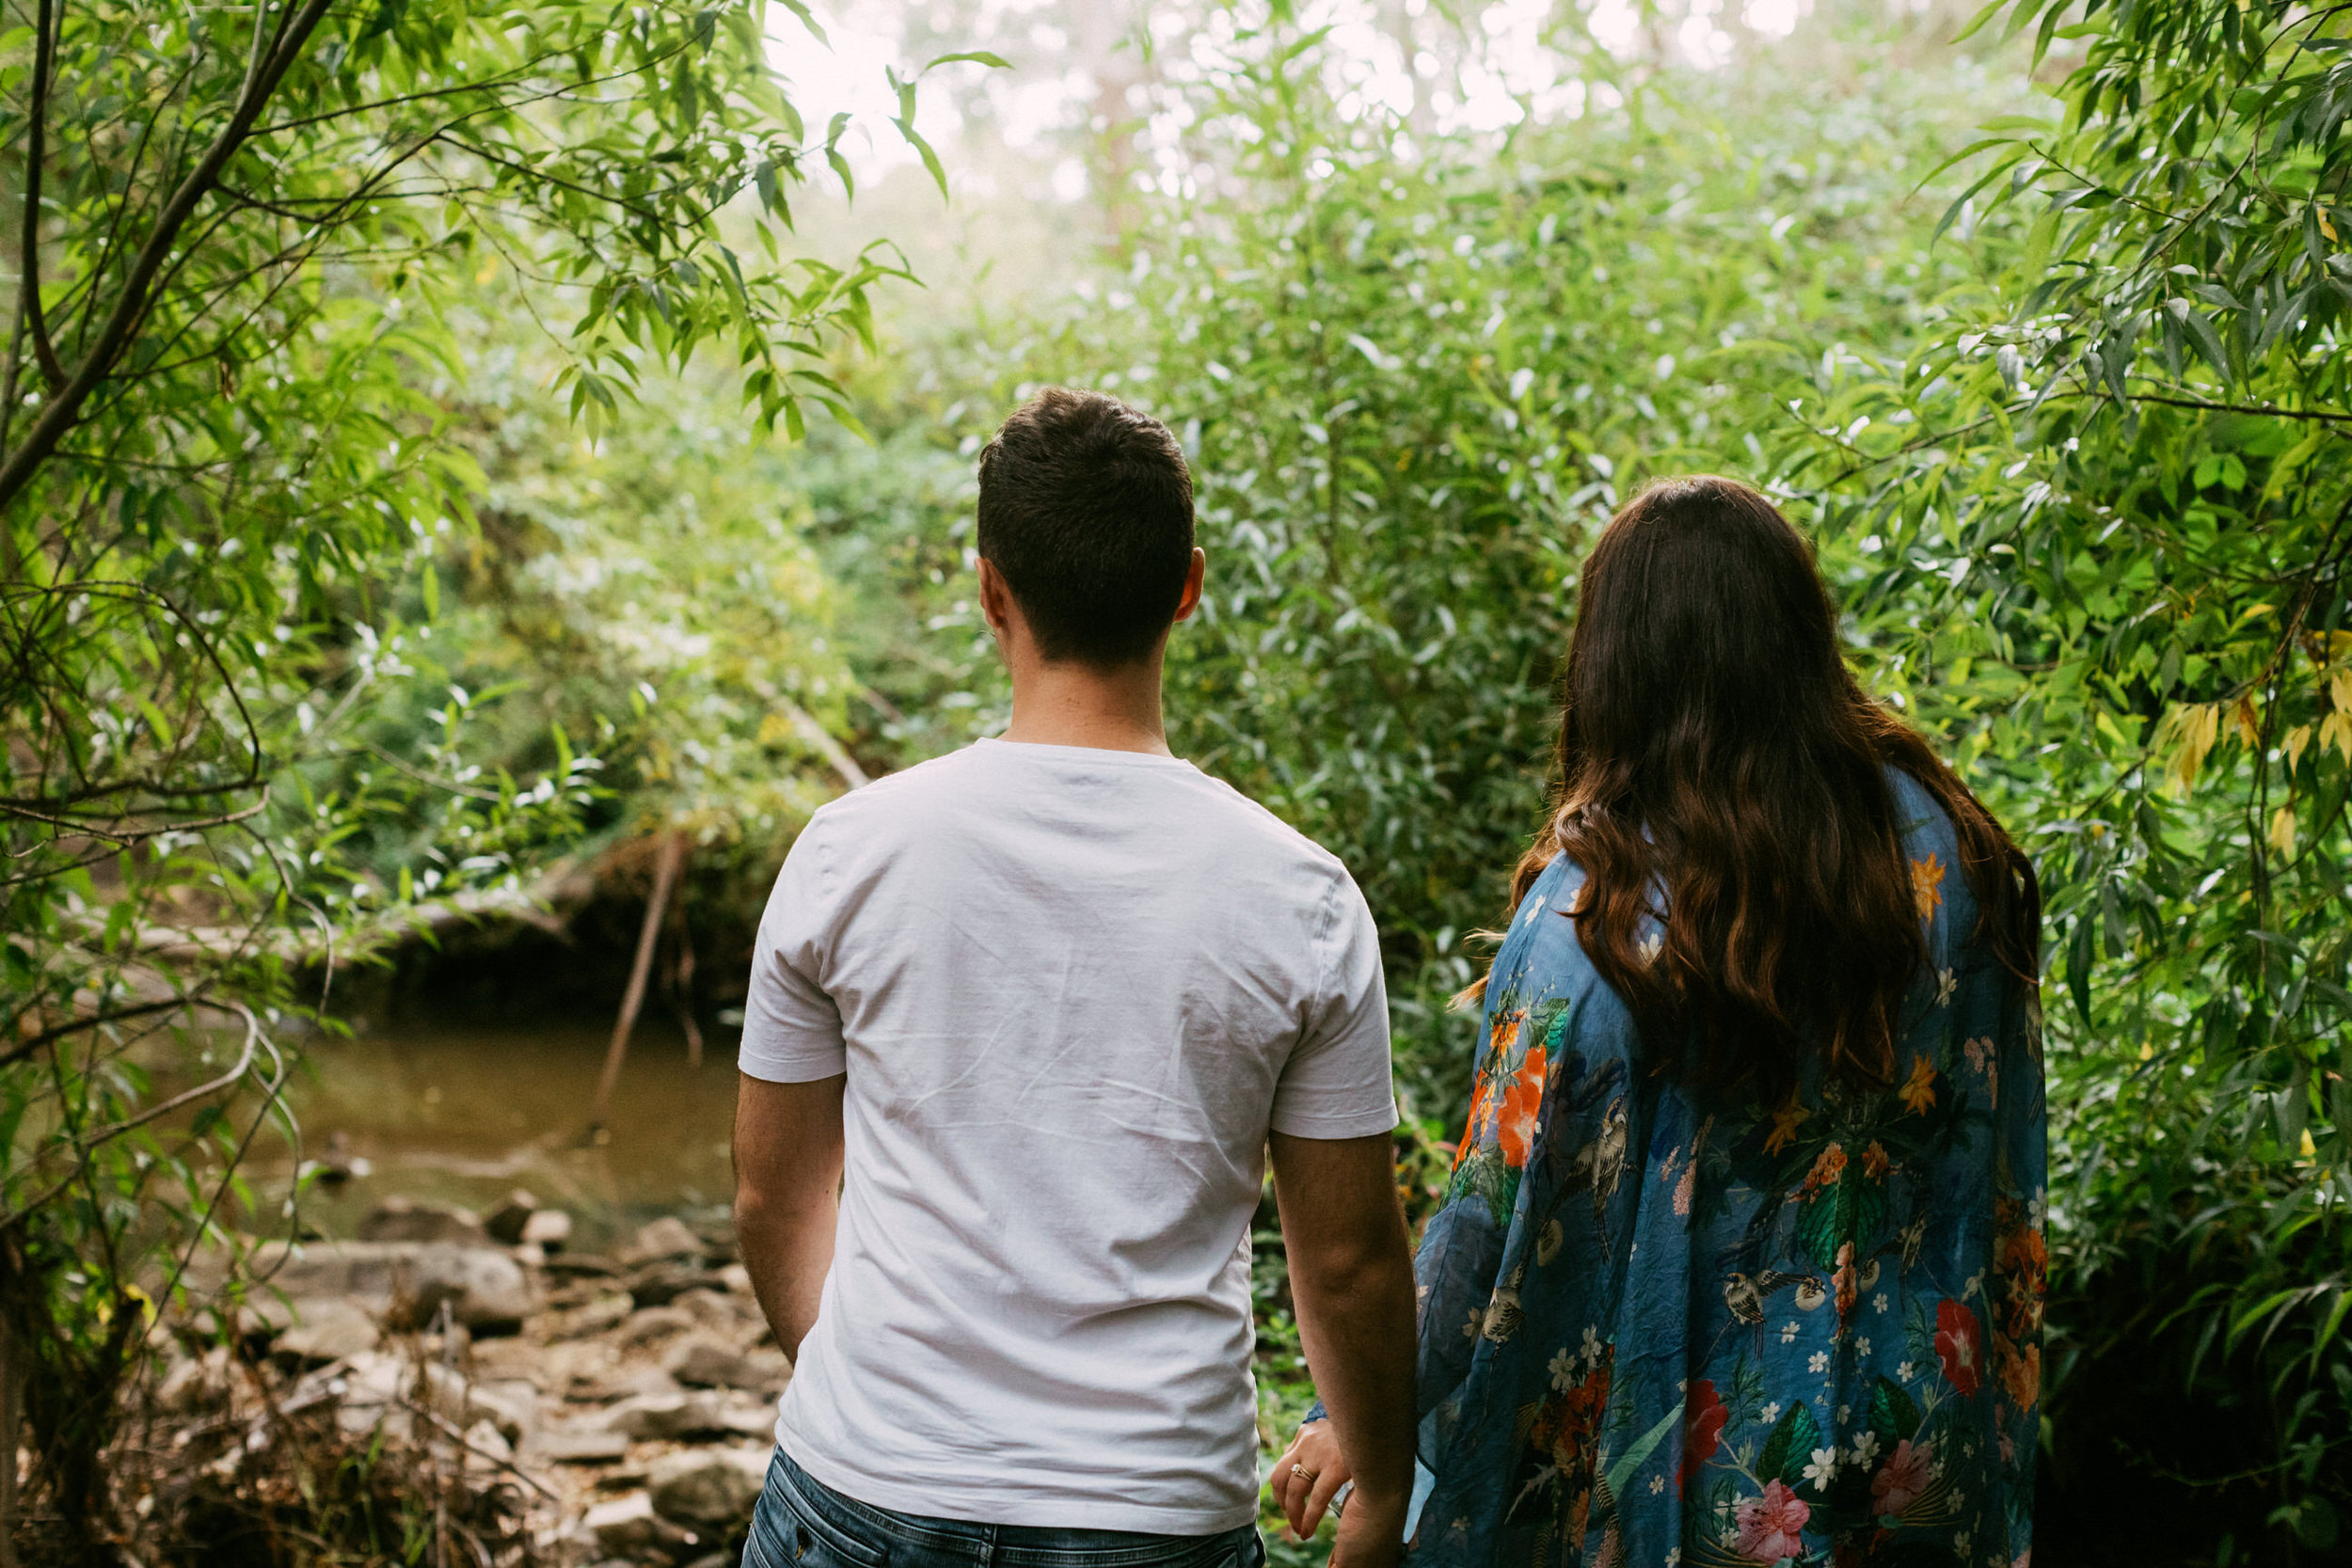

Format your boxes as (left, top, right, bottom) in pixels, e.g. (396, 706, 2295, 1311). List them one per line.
(588, 832, 684, 1131)
(0, 1310, 19, 1568)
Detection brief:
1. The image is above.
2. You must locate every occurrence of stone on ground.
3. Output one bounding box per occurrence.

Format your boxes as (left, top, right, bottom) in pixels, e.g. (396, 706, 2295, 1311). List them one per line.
(272, 1297, 382, 1365)
(528, 1425, 632, 1464)
(358, 1196, 489, 1245)
(229, 1239, 541, 1332)
(583, 1491, 698, 1562)
(626, 1260, 726, 1309)
(648, 1446, 770, 1528)
(483, 1188, 540, 1243)
(520, 1207, 573, 1248)
(622, 1215, 703, 1264)
(662, 1333, 787, 1394)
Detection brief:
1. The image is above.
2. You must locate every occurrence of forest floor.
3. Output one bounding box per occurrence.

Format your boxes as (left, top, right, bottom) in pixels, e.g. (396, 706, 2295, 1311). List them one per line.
(155, 1197, 784, 1565)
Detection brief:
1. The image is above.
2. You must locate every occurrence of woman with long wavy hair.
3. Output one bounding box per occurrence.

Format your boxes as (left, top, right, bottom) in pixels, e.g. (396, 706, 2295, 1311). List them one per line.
(1274, 477, 2046, 1568)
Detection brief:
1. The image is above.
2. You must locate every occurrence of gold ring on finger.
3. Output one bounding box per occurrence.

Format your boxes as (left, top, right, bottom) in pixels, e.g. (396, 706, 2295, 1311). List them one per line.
(1292, 1464, 1318, 1483)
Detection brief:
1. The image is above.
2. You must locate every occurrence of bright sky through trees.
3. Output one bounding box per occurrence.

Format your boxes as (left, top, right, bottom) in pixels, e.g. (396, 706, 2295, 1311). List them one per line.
(769, 0, 1819, 197)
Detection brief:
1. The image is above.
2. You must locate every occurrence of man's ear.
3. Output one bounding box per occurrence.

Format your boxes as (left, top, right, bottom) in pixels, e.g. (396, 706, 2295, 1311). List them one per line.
(977, 557, 1015, 638)
(1172, 547, 1207, 624)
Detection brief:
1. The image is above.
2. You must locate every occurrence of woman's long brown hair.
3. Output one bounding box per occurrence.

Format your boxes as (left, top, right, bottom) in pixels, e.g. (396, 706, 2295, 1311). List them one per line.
(1484, 476, 2040, 1103)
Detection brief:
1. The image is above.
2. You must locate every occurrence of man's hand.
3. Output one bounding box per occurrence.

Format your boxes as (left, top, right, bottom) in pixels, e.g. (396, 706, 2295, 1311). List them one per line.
(1330, 1485, 1408, 1568)
(733, 1071, 847, 1357)
(1267, 1131, 1416, 1568)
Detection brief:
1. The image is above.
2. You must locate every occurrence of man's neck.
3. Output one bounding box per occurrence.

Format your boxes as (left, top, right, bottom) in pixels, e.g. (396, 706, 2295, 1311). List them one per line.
(998, 656, 1174, 757)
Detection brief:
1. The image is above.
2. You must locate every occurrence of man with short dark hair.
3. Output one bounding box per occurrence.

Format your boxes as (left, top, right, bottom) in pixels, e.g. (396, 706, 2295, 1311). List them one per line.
(732, 388, 1418, 1568)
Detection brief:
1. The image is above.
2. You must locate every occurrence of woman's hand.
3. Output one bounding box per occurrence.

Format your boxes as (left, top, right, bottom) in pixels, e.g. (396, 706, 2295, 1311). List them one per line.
(1270, 1418, 1353, 1539)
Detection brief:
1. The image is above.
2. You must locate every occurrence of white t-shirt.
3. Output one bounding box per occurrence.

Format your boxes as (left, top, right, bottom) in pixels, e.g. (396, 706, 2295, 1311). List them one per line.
(739, 737, 1396, 1534)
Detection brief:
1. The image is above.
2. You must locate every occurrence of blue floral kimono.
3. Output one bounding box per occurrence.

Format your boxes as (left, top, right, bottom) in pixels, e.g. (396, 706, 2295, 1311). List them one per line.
(1405, 770, 2045, 1568)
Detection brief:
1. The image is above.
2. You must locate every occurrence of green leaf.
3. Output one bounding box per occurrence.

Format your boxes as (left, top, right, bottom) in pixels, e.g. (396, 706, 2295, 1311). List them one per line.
(922, 50, 1011, 71)
(1602, 1398, 1686, 1500)
(1867, 1376, 1922, 1446)
(1757, 1402, 1823, 1488)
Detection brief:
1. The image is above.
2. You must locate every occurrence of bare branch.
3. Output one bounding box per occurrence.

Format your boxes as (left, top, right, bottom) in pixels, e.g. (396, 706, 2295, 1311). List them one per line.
(20, 0, 64, 393)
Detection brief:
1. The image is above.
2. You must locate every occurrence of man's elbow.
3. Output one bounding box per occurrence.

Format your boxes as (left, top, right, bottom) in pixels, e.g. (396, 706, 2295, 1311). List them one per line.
(1290, 1233, 1414, 1300)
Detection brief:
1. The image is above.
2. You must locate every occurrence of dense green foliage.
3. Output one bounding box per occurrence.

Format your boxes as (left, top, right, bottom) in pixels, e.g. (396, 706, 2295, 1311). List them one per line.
(1783, 0, 2352, 1552)
(7, 0, 2351, 1560)
(0, 0, 971, 1544)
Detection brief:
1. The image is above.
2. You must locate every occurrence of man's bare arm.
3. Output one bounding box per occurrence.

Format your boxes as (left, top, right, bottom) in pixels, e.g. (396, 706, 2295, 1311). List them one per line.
(1269, 1130, 1417, 1568)
(733, 1071, 847, 1358)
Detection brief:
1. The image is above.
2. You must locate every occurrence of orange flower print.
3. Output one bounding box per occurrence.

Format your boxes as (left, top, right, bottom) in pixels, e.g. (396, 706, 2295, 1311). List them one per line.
(1803, 1142, 1848, 1194)
(1488, 1012, 1523, 1063)
(1862, 1140, 1890, 1179)
(1497, 1045, 1549, 1168)
(1995, 1333, 2041, 1409)
(1899, 1055, 1938, 1115)
(1998, 1227, 2048, 1340)
(1834, 1241, 1860, 1319)
(1910, 853, 1946, 920)
(1454, 1078, 1494, 1172)
(1763, 1096, 1811, 1155)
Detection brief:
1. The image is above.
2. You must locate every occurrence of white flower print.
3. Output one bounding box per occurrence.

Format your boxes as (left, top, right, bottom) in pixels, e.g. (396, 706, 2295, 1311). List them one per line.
(1665, 1553, 1680, 1567)
(1581, 1325, 1605, 1370)
(1836, 1404, 1851, 1425)
(1873, 1292, 1889, 1314)
(1963, 1271, 1985, 1300)
(1850, 1431, 1882, 1469)
(1780, 1321, 1801, 1345)
(1760, 1402, 1782, 1424)
(1548, 1348, 1578, 1392)
(1808, 1351, 1830, 1374)
(1897, 1361, 1915, 1382)
(2028, 1186, 2049, 1230)
(1956, 1531, 1973, 1559)
(1649, 1473, 1666, 1496)
(1463, 1306, 1484, 1340)
(1856, 1338, 1871, 1357)
(1803, 1447, 1839, 1488)
(1935, 967, 1958, 1006)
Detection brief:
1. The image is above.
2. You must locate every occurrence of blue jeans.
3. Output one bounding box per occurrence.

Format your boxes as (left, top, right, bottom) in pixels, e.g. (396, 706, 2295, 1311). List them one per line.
(745, 1449, 1264, 1568)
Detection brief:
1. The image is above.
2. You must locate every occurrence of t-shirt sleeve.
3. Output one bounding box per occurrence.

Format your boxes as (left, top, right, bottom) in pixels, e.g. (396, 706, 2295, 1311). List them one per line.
(1270, 871, 1398, 1138)
(739, 816, 848, 1083)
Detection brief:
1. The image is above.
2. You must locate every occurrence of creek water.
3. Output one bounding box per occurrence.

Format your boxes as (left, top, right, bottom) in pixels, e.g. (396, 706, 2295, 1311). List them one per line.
(270, 1020, 742, 1251)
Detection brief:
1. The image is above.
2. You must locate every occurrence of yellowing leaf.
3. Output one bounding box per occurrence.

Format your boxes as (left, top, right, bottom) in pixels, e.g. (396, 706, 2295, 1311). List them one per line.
(2323, 710, 2352, 763)
(2269, 805, 2296, 855)
(2323, 208, 2342, 245)
(2300, 1128, 2318, 1159)
(2138, 1040, 2154, 1061)
(2234, 694, 2261, 747)
(2285, 724, 2312, 774)
(2163, 702, 2222, 793)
